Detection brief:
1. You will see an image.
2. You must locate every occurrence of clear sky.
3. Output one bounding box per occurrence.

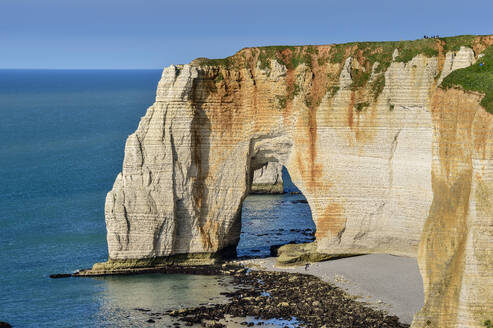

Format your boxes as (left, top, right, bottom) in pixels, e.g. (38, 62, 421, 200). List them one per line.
(1, 0, 492, 69)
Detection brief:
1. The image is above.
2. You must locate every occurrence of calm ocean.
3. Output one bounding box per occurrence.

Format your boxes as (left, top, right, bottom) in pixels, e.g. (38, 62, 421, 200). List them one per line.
(0, 70, 314, 327)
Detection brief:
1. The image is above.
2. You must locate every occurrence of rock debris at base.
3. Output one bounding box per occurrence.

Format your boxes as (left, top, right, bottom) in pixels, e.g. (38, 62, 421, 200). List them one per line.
(147, 267, 409, 328)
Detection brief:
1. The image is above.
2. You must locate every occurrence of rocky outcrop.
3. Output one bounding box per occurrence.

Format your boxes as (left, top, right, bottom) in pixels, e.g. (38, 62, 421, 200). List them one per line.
(251, 162, 283, 193)
(412, 88, 493, 328)
(100, 35, 493, 327)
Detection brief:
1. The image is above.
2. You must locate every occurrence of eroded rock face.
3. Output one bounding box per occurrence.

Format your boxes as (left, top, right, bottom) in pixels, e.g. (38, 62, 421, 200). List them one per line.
(411, 88, 493, 328)
(103, 36, 493, 327)
(251, 162, 284, 194)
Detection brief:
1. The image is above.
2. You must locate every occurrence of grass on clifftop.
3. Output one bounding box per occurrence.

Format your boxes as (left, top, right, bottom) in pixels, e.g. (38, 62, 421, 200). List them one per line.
(197, 35, 486, 70)
(195, 35, 492, 110)
(440, 46, 493, 114)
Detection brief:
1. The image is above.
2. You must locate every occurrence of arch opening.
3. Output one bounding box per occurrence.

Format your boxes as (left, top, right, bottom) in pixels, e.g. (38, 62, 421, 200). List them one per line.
(236, 165, 316, 258)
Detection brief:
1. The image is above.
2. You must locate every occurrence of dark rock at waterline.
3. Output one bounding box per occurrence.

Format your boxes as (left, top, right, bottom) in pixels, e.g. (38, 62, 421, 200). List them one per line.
(203, 320, 226, 328)
(0, 322, 12, 328)
(49, 273, 73, 279)
(63, 263, 243, 278)
(288, 199, 308, 204)
(270, 241, 297, 257)
(164, 268, 409, 328)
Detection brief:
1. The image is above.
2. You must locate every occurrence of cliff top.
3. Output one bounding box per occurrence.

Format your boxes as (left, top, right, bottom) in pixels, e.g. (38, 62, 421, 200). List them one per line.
(441, 44, 493, 113)
(192, 34, 493, 113)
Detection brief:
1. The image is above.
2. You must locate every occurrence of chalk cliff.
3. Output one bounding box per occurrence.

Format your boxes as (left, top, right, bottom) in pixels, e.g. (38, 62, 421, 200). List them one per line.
(251, 162, 283, 193)
(100, 35, 493, 327)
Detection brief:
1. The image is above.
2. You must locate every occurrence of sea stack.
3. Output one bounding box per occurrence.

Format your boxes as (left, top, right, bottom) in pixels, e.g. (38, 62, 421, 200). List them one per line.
(96, 35, 493, 327)
(251, 162, 284, 194)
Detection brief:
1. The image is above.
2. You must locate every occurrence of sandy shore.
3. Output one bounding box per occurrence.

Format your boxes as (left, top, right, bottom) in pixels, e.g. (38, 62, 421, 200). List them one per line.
(167, 264, 409, 328)
(237, 254, 424, 325)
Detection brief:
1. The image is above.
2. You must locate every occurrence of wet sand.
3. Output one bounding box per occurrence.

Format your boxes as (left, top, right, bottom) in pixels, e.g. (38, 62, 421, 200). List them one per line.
(238, 254, 424, 324)
(165, 267, 409, 328)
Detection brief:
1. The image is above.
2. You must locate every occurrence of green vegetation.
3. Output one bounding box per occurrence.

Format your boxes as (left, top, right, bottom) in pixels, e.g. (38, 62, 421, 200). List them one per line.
(350, 67, 371, 90)
(389, 104, 395, 111)
(393, 38, 438, 62)
(440, 35, 476, 52)
(275, 242, 363, 266)
(327, 85, 340, 98)
(484, 319, 492, 328)
(276, 95, 287, 109)
(195, 35, 491, 112)
(198, 35, 485, 71)
(196, 56, 235, 68)
(440, 46, 493, 114)
(323, 35, 486, 99)
(287, 82, 302, 100)
(214, 71, 224, 82)
(370, 74, 385, 100)
(329, 44, 347, 64)
(257, 46, 288, 70)
(317, 55, 330, 66)
(326, 39, 437, 98)
(256, 45, 317, 71)
(355, 102, 370, 112)
(91, 252, 221, 271)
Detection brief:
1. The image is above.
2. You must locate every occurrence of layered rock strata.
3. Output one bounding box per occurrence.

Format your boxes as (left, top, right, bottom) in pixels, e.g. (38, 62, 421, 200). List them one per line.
(101, 35, 493, 327)
(251, 162, 284, 193)
(412, 88, 493, 327)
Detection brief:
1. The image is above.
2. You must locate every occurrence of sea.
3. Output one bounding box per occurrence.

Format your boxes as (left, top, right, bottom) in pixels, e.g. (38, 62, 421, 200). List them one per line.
(0, 70, 314, 327)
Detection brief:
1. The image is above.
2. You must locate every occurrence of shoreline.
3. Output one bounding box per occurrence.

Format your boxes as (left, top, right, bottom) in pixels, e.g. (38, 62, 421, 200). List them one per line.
(162, 266, 410, 328)
(237, 254, 423, 325)
(55, 254, 422, 326)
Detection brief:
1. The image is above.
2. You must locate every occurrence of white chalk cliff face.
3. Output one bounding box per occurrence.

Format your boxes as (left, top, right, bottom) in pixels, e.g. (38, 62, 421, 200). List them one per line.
(251, 162, 283, 193)
(103, 37, 493, 327)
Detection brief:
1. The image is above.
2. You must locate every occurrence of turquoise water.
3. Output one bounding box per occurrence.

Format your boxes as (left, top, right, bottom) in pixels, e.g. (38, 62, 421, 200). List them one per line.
(0, 70, 313, 327)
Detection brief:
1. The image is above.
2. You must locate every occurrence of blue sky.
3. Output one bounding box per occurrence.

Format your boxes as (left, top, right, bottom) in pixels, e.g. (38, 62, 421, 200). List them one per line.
(1, 0, 492, 69)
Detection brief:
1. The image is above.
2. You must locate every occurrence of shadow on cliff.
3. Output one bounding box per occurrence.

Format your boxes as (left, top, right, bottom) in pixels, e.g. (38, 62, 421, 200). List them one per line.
(173, 71, 213, 255)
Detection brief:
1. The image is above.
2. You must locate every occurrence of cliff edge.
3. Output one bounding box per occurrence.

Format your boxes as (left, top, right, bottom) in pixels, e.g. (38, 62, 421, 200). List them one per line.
(99, 35, 493, 327)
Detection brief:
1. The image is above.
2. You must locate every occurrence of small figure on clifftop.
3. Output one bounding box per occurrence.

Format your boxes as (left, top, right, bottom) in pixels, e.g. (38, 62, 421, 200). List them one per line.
(305, 263, 310, 271)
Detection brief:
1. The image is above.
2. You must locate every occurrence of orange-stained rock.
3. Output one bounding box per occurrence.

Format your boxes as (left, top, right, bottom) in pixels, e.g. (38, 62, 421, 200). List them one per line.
(412, 88, 493, 328)
(101, 37, 493, 327)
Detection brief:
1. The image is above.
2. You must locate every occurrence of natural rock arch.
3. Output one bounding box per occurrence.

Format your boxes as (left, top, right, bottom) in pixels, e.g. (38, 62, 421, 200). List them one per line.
(98, 38, 493, 327)
(238, 164, 316, 259)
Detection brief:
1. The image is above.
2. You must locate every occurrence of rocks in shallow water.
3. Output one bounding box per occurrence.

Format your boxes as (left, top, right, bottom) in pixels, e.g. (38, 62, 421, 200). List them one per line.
(0, 322, 11, 328)
(162, 268, 409, 328)
(49, 273, 73, 279)
(288, 199, 308, 204)
(270, 241, 297, 257)
(102, 38, 493, 326)
(135, 308, 151, 312)
(276, 242, 360, 265)
(203, 320, 226, 328)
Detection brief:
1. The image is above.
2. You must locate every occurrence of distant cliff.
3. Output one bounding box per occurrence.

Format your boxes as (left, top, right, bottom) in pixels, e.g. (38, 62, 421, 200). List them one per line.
(99, 35, 493, 327)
